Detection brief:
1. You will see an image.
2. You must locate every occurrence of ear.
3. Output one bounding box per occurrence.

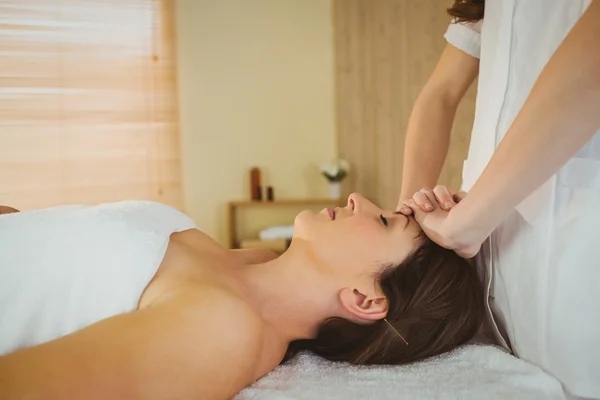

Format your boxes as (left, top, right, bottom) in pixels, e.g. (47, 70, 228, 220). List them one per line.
(339, 287, 388, 322)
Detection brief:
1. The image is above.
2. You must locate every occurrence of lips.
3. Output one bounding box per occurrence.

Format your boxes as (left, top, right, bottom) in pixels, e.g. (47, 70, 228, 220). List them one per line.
(327, 208, 335, 220)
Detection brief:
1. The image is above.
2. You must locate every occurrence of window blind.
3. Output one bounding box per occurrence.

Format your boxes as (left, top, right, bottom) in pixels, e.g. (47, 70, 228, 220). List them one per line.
(0, 0, 182, 210)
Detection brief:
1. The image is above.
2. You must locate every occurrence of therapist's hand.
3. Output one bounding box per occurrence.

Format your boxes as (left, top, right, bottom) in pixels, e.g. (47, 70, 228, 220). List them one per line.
(401, 189, 481, 258)
(396, 185, 466, 215)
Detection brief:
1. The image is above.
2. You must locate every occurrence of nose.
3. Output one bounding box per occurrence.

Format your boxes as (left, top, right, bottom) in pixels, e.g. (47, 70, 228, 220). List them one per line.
(347, 192, 363, 212)
(347, 192, 380, 214)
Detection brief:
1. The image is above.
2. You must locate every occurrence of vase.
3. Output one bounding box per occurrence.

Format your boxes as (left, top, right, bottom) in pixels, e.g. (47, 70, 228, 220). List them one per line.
(328, 181, 341, 199)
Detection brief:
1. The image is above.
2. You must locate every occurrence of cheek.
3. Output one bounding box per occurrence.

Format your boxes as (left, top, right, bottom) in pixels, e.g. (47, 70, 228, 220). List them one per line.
(345, 220, 382, 246)
(324, 221, 388, 265)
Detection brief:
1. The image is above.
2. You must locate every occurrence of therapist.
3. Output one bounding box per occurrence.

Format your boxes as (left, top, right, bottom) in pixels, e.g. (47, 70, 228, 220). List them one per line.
(397, 1, 600, 399)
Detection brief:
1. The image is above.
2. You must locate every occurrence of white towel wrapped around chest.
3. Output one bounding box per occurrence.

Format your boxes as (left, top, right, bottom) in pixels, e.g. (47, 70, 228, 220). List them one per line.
(0, 201, 197, 356)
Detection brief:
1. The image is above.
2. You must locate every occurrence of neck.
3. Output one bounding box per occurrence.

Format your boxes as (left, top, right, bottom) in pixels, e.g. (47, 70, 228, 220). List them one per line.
(231, 243, 335, 343)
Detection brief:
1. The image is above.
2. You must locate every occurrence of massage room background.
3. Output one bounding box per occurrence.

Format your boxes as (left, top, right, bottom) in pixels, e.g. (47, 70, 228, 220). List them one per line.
(0, 0, 476, 250)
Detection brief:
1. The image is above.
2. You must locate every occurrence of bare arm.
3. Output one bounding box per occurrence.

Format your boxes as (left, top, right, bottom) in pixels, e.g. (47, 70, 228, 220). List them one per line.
(446, 1, 600, 250)
(399, 43, 479, 204)
(0, 290, 263, 400)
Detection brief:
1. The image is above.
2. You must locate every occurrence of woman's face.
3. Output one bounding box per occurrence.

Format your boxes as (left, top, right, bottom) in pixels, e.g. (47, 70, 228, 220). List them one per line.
(293, 193, 423, 278)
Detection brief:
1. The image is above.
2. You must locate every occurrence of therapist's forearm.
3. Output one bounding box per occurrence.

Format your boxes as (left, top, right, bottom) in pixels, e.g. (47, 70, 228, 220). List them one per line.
(449, 0, 600, 243)
(400, 93, 456, 199)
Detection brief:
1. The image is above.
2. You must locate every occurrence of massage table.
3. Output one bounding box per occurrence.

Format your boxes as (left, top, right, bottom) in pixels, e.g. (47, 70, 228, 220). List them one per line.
(235, 344, 565, 399)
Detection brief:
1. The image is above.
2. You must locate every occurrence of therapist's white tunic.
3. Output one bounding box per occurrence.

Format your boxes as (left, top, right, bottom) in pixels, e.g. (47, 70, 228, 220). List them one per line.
(444, 1, 600, 398)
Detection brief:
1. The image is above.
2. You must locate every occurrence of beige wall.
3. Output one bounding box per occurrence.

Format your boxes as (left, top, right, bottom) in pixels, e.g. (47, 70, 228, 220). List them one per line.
(334, 0, 476, 210)
(175, 0, 336, 244)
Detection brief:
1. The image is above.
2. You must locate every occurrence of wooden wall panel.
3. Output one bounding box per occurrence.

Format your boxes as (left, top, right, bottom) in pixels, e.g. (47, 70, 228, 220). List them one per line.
(334, 0, 477, 209)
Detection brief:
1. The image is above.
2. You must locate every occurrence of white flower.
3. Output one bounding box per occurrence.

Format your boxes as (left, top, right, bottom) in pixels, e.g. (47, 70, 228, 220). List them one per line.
(320, 164, 336, 176)
(319, 158, 350, 182)
(320, 159, 349, 173)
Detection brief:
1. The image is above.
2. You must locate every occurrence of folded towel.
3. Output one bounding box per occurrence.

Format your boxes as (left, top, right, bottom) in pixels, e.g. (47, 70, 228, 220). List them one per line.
(259, 225, 294, 240)
(235, 345, 566, 400)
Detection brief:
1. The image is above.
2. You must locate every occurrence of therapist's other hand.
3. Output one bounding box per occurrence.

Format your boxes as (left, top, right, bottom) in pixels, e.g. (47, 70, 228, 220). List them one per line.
(403, 190, 480, 259)
(396, 185, 466, 215)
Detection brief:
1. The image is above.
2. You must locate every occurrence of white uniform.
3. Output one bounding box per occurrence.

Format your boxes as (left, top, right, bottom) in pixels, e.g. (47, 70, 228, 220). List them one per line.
(444, 1, 600, 399)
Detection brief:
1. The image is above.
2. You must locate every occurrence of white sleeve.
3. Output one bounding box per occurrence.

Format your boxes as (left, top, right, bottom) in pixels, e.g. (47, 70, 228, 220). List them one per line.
(443, 20, 482, 59)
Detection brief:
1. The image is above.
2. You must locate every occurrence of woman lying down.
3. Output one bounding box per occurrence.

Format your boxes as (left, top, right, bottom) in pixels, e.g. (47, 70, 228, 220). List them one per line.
(0, 194, 486, 399)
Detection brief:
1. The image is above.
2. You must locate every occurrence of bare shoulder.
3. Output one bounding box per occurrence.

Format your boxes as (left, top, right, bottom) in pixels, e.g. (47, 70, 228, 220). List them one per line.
(182, 285, 265, 351)
(177, 286, 288, 390)
(0, 286, 266, 400)
(160, 286, 267, 394)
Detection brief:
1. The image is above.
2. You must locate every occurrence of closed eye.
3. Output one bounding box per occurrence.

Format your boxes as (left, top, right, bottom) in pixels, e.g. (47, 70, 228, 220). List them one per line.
(380, 214, 388, 227)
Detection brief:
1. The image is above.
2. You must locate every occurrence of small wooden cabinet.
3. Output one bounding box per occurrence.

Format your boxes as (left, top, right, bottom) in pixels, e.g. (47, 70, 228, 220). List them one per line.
(227, 198, 343, 249)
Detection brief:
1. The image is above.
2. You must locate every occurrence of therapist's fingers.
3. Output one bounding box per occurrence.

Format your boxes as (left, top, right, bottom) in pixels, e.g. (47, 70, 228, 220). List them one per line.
(421, 188, 442, 210)
(397, 201, 413, 216)
(412, 190, 431, 212)
(433, 185, 455, 210)
(403, 199, 423, 220)
(396, 196, 413, 215)
(404, 198, 433, 229)
(413, 188, 438, 212)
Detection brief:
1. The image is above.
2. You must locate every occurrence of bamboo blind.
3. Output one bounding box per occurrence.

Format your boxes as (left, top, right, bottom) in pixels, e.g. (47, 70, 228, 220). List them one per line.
(333, 0, 477, 209)
(0, 0, 182, 210)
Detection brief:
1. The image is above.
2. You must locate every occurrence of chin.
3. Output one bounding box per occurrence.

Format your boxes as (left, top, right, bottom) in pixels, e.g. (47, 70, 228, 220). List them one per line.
(293, 210, 318, 239)
(294, 209, 314, 225)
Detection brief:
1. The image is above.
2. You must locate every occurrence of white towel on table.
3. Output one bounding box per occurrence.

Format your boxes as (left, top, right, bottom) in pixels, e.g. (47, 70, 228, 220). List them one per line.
(235, 345, 565, 400)
(259, 225, 294, 240)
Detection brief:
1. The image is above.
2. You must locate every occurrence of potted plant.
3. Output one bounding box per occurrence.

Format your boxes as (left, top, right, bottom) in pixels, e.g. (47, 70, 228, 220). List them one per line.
(320, 159, 350, 199)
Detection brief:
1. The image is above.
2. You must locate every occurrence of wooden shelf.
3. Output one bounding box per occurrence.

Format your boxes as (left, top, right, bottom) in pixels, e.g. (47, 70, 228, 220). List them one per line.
(227, 198, 344, 249)
(228, 198, 342, 207)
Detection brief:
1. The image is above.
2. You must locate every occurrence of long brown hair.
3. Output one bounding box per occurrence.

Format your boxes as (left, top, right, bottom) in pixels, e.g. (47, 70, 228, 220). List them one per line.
(447, 0, 485, 24)
(283, 235, 484, 365)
